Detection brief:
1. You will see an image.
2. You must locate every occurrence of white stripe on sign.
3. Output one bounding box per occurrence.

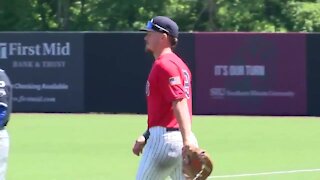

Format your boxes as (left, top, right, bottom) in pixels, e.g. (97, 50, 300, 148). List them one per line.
(209, 168, 320, 179)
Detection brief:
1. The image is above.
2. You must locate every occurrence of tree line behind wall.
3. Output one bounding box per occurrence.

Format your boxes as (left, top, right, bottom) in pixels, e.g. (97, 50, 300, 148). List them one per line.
(1, 0, 320, 32)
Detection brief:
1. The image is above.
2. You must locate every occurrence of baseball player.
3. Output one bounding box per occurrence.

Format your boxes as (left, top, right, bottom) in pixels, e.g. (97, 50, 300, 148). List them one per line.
(132, 16, 198, 180)
(0, 69, 12, 180)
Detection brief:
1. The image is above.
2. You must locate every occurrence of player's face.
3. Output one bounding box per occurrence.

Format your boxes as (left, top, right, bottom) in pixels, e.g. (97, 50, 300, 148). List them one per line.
(144, 31, 163, 53)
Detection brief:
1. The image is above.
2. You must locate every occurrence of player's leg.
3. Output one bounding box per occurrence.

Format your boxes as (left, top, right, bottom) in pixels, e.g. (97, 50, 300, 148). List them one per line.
(136, 127, 182, 180)
(0, 130, 9, 180)
(136, 152, 166, 179)
(169, 163, 185, 180)
(169, 132, 198, 180)
(167, 131, 184, 180)
(136, 127, 171, 180)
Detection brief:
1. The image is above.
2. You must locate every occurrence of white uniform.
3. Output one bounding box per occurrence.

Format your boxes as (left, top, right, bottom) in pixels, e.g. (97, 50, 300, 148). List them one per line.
(136, 127, 198, 180)
(0, 130, 9, 180)
(0, 69, 12, 180)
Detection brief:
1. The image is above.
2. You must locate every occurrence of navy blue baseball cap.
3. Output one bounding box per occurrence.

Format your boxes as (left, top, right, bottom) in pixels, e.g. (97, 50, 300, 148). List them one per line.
(140, 16, 179, 38)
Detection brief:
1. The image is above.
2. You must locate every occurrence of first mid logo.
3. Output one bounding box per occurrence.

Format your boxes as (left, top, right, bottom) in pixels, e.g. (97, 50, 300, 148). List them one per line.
(0, 43, 7, 59)
(0, 42, 71, 59)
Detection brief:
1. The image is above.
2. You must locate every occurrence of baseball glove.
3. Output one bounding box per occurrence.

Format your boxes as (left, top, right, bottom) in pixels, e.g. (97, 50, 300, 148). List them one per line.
(182, 146, 213, 180)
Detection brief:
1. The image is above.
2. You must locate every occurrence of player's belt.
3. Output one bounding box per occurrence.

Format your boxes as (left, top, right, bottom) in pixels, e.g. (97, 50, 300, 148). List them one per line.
(166, 127, 179, 132)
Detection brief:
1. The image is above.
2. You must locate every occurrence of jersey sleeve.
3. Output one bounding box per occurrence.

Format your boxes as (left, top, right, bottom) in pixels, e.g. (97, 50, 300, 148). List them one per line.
(156, 61, 186, 102)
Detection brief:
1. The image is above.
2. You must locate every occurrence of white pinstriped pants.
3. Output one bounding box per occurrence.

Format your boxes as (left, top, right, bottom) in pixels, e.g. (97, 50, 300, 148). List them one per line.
(136, 126, 197, 180)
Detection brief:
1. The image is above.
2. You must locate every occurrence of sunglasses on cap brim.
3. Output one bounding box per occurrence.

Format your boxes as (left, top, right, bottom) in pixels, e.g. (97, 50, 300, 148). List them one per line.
(145, 21, 170, 34)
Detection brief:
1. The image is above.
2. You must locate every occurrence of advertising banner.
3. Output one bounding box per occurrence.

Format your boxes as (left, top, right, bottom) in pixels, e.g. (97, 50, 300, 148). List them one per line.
(195, 33, 307, 115)
(0, 33, 84, 112)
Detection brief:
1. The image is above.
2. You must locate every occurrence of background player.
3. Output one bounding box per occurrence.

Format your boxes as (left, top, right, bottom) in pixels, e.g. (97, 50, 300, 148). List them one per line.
(132, 16, 198, 180)
(0, 69, 12, 180)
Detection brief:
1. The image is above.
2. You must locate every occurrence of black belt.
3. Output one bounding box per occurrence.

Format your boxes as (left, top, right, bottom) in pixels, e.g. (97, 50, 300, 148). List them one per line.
(166, 128, 179, 132)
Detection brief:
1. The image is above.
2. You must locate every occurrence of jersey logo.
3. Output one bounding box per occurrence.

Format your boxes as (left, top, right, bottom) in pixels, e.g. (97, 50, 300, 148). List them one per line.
(146, 81, 150, 96)
(169, 76, 181, 86)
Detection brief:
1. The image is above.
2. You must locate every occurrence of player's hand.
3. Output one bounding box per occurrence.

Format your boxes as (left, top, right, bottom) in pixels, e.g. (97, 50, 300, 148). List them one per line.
(182, 144, 196, 166)
(182, 141, 196, 159)
(182, 137, 194, 149)
(132, 135, 146, 156)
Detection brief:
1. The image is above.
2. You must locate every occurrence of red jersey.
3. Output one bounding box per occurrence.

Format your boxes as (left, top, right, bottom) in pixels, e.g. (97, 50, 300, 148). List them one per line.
(146, 53, 192, 128)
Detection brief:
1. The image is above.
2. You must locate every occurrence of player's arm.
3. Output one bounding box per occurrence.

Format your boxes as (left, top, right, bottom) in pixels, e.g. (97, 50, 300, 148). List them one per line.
(0, 70, 11, 126)
(157, 61, 193, 146)
(0, 105, 7, 126)
(173, 98, 192, 146)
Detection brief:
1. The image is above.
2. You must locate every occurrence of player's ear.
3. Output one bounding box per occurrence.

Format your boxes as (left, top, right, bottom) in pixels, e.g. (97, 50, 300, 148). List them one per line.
(161, 33, 168, 40)
(161, 33, 171, 45)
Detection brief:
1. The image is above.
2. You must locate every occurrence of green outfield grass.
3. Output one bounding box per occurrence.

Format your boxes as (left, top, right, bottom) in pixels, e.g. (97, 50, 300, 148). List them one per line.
(6, 114, 320, 180)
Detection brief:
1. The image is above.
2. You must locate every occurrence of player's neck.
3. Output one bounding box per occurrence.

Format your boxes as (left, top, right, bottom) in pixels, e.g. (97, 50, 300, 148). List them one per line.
(153, 47, 173, 60)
